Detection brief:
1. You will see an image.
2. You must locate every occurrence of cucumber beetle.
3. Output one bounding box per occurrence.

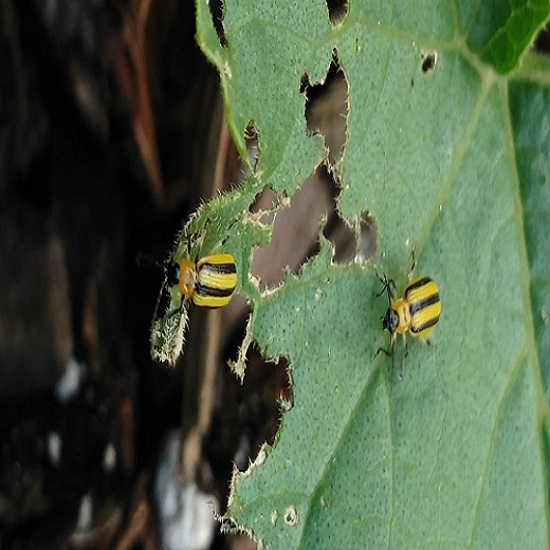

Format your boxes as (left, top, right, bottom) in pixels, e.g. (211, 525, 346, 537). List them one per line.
(374, 264, 441, 373)
(166, 253, 237, 309)
(150, 227, 237, 365)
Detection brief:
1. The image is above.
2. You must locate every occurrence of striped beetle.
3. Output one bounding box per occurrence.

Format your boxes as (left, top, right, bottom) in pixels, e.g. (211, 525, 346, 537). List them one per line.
(151, 226, 237, 365)
(374, 259, 441, 374)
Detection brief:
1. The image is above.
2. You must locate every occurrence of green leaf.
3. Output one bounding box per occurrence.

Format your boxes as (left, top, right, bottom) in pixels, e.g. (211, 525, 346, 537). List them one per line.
(509, 75, 550, 398)
(189, 0, 550, 547)
(197, 0, 330, 192)
(464, 0, 549, 74)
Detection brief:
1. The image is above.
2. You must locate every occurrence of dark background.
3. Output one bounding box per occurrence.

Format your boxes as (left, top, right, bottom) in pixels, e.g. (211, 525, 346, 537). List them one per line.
(0, 0, 289, 547)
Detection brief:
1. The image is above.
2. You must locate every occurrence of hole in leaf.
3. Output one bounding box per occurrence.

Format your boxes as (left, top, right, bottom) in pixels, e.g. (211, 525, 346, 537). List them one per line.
(421, 51, 437, 74)
(250, 171, 335, 290)
(244, 121, 259, 171)
(357, 211, 377, 260)
(299, 72, 310, 94)
(214, 335, 291, 475)
(325, 0, 348, 24)
(323, 214, 355, 264)
(324, 209, 378, 264)
(208, 0, 227, 47)
(304, 52, 348, 167)
(284, 506, 298, 526)
(533, 21, 550, 54)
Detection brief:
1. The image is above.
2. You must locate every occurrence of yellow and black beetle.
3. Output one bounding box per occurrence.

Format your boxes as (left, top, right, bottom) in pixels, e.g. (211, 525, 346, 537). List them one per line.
(150, 229, 237, 364)
(374, 270, 441, 371)
(167, 253, 237, 309)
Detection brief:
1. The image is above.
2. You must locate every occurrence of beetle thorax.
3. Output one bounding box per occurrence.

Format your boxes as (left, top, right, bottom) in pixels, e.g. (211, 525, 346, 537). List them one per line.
(178, 259, 197, 299)
(392, 297, 411, 334)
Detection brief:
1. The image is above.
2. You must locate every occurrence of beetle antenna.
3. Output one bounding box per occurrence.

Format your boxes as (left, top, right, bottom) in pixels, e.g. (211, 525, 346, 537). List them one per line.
(136, 252, 164, 271)
(376, 273, 395, 307)
(152, 282, 164, 322)
(408, 248, 417, 281)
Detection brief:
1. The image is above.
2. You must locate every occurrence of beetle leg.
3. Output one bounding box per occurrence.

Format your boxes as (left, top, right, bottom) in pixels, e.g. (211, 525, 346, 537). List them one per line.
(372, 346, 392, 361)
(408, 248, 417, 280)
(399, 334, 409, 379)
(376, 273, 396, 305)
